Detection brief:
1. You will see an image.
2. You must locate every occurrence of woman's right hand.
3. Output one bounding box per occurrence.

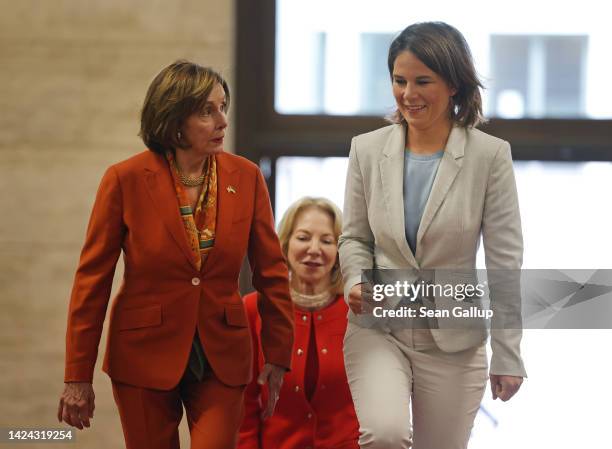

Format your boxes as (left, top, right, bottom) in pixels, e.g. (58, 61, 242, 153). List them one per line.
(57, 382, 95, 430)
(348, 283, 366, 314)
(349, 283, 375, 315)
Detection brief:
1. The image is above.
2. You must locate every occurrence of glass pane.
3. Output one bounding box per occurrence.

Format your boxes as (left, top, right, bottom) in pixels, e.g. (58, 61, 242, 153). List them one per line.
(275, 156, 347, 216)
(275, 0, 612, 118)
(275, 157, 612, 268)
(275, 156, 612, 448)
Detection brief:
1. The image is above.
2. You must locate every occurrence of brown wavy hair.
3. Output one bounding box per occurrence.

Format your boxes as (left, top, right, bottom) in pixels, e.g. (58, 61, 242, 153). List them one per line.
(387, 22, 485, 127)
(139, 60, 230, 154)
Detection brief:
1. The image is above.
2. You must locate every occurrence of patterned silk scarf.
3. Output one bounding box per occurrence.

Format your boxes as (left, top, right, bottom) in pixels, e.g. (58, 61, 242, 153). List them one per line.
(165, 151, 218, 381)
(165, 151, 218, 271)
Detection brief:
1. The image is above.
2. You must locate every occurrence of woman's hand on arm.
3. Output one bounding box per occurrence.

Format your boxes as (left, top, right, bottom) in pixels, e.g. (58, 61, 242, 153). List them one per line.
(57, 382, 95, 430)
(489, 374, 523, 401)
(257, 363, 287, 420)
(348, 282, 378, 315)
(348, 284, 363, 314)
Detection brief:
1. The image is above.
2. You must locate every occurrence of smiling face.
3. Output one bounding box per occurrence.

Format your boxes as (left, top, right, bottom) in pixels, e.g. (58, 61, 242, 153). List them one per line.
(180, 82, 228, 155)
(287, 207, 338, 291)
(392, 50, 457, 133)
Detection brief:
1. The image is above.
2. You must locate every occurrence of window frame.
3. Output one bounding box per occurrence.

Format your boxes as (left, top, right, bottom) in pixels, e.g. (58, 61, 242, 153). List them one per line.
(235, 0, 612, 191)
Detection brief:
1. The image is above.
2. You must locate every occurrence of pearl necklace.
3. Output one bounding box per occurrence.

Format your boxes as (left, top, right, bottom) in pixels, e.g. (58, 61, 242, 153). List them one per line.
(290, 288, 335, 311)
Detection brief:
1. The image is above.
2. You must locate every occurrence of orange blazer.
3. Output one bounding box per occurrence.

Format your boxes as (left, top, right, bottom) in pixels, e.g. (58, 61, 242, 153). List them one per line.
(64, 150, 294, 390)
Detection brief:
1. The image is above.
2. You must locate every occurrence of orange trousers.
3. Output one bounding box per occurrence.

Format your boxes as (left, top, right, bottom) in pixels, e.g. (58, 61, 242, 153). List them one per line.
(112, 370, 246, 449)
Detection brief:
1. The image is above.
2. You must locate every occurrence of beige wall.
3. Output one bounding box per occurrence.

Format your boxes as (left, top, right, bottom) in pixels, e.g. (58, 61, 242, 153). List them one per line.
(0, 1, 234, 446)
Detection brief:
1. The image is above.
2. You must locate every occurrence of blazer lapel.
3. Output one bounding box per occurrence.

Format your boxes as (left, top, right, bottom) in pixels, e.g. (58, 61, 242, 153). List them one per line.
(415, 126, 465, 258)
(200, 152, 240, 272)
(379, 125, 419, 267)
(143, 154, 198, 270)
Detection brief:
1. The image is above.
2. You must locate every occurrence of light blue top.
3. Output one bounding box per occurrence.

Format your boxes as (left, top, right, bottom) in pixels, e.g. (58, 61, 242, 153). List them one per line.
(403, 149, 444, 254)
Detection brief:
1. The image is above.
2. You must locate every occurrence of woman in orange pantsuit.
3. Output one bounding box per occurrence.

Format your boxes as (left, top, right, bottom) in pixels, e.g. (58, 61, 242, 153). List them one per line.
(57, 60, 294, 449)
(239, 197, 359, 449)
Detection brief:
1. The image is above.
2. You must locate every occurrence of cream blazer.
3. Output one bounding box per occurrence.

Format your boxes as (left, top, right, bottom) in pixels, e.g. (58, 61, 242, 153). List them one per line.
(339, 124, 526, 376)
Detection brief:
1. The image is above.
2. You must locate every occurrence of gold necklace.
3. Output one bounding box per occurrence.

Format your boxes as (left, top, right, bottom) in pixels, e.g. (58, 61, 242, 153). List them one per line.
(178, 171, 206, 187)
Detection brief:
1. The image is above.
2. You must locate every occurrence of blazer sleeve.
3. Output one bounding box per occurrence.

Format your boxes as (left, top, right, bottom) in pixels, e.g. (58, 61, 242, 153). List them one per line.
(338, 137, 375, 300)
(237, 294, 263, 449)
(481, 141, 527, 377)
(65, 166, 126, 382)
(247, 168, 294, 370)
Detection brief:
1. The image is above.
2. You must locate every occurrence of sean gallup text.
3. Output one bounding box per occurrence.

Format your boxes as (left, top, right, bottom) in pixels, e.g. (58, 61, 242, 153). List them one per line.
(372, 306, 493, 319)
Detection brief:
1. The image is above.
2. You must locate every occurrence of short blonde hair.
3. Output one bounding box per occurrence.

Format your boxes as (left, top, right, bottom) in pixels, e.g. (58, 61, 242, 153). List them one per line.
(139, 60, 230, 154)
(277, 197, 343, 295)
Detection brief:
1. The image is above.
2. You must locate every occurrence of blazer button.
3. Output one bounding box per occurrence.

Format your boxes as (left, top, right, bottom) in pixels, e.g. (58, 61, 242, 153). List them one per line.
(307, 413, 313, 419)
(294, 385, 300, 392)
(321, 348, 328, 355)
(191, 277, 201, 286)
(317, 315, 322, 320)
(296, 348, 304, 356)
(301, 315, 308, 322)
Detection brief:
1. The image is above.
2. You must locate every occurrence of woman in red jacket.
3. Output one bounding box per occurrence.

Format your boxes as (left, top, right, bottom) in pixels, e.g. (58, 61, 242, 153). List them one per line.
(239, 197, 359, 449)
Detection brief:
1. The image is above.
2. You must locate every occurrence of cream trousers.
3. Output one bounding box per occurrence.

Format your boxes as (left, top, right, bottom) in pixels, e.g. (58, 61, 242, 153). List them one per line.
(343, 323, 488, 449)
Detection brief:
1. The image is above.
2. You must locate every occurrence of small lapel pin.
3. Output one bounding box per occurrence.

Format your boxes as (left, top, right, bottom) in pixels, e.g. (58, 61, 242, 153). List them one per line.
(226, 185, 236, 194)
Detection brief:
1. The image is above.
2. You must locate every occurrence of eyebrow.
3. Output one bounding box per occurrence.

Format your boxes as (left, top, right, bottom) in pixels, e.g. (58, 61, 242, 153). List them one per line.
(294, 229, 311, 234)
(294, 229, 334, 236)
(392, 74, 433, 80)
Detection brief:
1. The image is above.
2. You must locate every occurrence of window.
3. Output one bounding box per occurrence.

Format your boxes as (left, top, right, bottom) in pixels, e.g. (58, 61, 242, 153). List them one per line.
(274, 0, 612, 119)
(275, 157, 612, 269)
(236, 0, 612, 169)
(490, 35, 589, 118)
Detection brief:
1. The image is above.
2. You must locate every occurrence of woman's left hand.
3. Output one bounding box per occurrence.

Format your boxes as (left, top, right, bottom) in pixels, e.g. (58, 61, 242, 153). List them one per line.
(257, 363, 287, 419)
(490, 374, 523, 401)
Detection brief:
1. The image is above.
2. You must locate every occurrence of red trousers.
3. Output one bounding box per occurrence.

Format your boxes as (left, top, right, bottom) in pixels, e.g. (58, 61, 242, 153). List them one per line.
(112, 370, 246, 449)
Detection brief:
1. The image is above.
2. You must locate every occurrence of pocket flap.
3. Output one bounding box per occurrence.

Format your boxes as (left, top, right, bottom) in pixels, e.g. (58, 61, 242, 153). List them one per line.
(224, 304, 248, 327)
(232, 212, 251, 224)
(118, 304, 162, 330)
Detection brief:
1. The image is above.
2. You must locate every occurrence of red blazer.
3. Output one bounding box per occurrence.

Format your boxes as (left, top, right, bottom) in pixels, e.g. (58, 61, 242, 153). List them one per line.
(64, 150, 294, 390)
(239, 292, 359, 449)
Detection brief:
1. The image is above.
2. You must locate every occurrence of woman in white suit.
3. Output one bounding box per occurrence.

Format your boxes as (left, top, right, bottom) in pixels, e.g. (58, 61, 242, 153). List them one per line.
(339, 22, 526, 449)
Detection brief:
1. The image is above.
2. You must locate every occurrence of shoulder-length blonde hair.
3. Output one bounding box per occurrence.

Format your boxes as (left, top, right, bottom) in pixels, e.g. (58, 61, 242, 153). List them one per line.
(277, 197, 343, 296)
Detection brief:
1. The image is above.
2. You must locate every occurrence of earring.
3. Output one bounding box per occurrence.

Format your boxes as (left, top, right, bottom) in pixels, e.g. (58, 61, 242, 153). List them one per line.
(177, 131, 182, 140)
